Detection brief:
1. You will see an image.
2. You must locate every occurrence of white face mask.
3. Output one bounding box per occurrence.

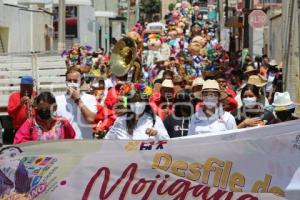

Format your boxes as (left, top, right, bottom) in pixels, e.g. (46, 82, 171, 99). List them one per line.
(203, 96, 218, 109)
(243, 97, 257, 108)
(129, 102, 146, 116)
(66, 82, 80, 90)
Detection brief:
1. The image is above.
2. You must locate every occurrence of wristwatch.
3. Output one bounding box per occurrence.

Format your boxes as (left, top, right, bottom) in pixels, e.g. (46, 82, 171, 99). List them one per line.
(74, 97, 81, 104)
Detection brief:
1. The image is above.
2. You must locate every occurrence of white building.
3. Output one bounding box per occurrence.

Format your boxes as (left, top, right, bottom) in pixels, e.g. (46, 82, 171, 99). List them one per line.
(51, 0, 96, 50)
(0, 0, 97, 53)
(0, 0, 53, 53)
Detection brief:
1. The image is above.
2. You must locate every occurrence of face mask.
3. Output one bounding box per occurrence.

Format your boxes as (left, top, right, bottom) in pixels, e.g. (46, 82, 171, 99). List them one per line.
(243, 97, 257, 108)
(203, 96, 218, 109)
(129, 102, 146, 116)
(37, 109, 52, 120)
(66, 82, 80, 90)
(178, 105, 192, 117)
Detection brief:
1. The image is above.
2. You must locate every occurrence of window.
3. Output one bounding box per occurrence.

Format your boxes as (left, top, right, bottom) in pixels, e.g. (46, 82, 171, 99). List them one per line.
(53, 6, 78, 38)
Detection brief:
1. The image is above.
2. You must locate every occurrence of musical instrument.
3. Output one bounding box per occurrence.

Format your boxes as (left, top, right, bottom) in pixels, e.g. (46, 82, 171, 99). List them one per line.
(110, 37, 141, 82)
(24, 91, 33, 118)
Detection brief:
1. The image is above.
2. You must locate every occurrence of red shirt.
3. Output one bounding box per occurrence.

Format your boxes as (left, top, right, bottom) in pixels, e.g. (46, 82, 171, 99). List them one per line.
(225, 87, 237, 97)
(104, 87, 121, 110)
(149, 92, 173, 120)
(223, 96, 238, 112)
(93, 105, 116, 132)
(7, 92, 36, 129)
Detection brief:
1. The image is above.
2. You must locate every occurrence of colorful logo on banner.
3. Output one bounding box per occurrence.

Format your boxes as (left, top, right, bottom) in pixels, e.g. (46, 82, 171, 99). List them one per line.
(21, 156, 57, 188)
(0, 146, 58, 200)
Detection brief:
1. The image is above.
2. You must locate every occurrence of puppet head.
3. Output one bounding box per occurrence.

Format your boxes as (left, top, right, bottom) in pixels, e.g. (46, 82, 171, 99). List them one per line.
(147, 34, 162, 51)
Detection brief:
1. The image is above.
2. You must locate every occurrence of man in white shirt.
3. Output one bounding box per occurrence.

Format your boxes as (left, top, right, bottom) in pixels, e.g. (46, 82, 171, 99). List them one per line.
(56, 68, 97, 139)
(189, 106, 237, 135)
(189, 80, 237, 135)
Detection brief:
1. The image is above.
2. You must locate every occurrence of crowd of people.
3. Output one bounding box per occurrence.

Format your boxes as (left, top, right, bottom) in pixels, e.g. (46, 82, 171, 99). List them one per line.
(5, 1, 298, 144)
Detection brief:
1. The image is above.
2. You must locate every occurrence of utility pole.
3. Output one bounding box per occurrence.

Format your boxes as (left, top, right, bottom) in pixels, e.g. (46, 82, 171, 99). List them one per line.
(58, 0, 66, 51)
(104, 0, 109, 53)
(218, 0, 224, 42)
(243, 0, 251, 49)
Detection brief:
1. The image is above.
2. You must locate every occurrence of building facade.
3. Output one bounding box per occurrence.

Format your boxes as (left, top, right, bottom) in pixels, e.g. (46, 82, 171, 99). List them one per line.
(0, 0, 52, 53)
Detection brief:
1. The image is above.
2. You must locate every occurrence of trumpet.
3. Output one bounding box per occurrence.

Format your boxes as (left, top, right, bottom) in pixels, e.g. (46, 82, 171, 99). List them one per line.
(24, 91, 33, 118)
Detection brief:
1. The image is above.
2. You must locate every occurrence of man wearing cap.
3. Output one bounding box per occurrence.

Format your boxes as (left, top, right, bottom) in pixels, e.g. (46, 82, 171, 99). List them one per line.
(7, 76, 36, 143)
(188, 80, 237, 135)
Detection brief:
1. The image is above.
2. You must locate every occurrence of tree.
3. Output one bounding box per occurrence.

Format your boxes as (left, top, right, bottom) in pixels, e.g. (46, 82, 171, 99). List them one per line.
(141, 0, 162, 21)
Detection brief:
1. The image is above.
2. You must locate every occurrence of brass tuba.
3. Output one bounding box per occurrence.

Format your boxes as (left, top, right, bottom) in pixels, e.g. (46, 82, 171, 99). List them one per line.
(110, 37, 141, 82)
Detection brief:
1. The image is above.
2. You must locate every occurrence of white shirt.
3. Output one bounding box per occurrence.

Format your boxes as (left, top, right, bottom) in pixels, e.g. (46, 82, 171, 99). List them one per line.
(266, 72, 275, 92)
(55, 93, 97, 139)
(188, 106, 237, 135)
(105, 78, 114, 89)
(105, 113, 170, 140)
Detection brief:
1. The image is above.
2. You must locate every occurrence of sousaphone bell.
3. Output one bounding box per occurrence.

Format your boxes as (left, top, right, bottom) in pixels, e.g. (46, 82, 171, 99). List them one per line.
(111, 37, 141, 82)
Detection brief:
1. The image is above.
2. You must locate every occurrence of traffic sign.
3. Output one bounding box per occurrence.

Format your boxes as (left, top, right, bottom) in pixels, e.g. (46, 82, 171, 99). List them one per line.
(248, 10, 268, 29)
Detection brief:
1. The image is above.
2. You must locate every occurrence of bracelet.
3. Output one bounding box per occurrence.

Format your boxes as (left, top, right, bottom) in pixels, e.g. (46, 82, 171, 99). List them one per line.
(74, 97, 81, 104)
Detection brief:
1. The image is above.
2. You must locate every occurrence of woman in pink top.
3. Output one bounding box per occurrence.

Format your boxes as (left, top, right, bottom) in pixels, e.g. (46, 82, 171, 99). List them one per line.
(14, 92, 75, 144)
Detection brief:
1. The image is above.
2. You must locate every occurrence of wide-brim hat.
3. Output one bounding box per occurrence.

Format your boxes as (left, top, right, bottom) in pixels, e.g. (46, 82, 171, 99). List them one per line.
(194, 80, 228, 100)
(244, 65, 258, 74)
(192, 77, 205, 87)
(247, 75, 267, 87)
(272, 92, 296, 111)
(161, 79, 174, 88)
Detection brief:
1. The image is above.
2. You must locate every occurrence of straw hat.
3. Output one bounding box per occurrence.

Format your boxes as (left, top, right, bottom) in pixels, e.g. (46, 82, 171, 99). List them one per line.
(161, 79, 174, 88)
(192, 77, 205, 87)
(244, 65, 258, 74)
(247, 75, 267, 87)
(194, 79, 228, 100)
(272, 92, 295, 111)
(173, 76, 183, 84)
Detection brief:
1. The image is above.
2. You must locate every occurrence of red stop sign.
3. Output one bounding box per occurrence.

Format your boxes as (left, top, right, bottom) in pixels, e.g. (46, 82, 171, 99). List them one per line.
(248, 10, 268, 29)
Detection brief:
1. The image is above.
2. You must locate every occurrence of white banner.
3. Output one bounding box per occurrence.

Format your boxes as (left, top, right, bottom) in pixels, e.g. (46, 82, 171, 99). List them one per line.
(1, 120, 300, 199)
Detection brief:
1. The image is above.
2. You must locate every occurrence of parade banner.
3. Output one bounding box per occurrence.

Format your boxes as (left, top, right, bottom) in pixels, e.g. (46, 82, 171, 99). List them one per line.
(1, 121, 300, 200)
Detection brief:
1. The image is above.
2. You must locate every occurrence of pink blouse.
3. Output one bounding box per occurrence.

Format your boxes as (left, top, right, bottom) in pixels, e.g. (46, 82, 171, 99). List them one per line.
(14, 117, 76, 144)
